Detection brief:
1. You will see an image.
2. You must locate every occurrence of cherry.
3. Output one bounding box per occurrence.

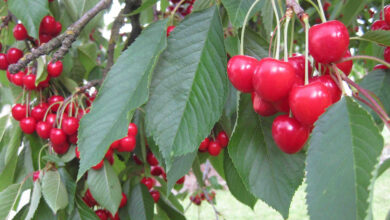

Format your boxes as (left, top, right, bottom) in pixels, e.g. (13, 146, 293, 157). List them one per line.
(251, 92, 277, 116)
(6, 70, 13, 82)
(132, 154, 143, 165)
(68, 133, 78, 144)
(198, 137, 210, 152)
(31, 105, 47, 121)
(39, 34, 52, 44)
(12, 104, 27, 121)
(75, 147, 80, 159)
(33, 171, 40, 182)
(95, 209, 109, 220)
(227, 55, 258, 93)
(146, 152, 159, 166)
(309, 20, 349, 64)
(20, 117, 37, 134)
(141, 177, 155, 190)
(151, 166, 163, 176)
(12, 71, 25, 86)
(62, 117, 79, 135)
(47, 61, 63, 77)
(119, 193, 127, 208)
(253, 58, 295, 102)
(216, 131, 229, 148)
(50, 128, 67, 145)
(127, 123, 138, 136)
(36, 121, 52, 139)
(83, 189, 97, 207)
(373, 64, 388, 70)
(0, 53, 8, 70)
(288, 55, 313, 80)
(40, 16, 57, 35)
(167, 25, 175, 36)
(110, 139, 121, 150)
(289, 82, 332, 127)
(150, 190, 160, 203)
(54, 22, 62, 36)
(45, 113, 57, 128)
(384, 47, 390, 63)
(371, 20, 390, 30)
(52, 141, 70, 154)
(48, 95, 64, 112)
(310, 75, 341, 103)
(92, 160, 104, 170)
(7, 48, 24, 64)
(64, 102, 78, 115)
(13, 24, 28, 41)
(272, 115, 309, 154)
(118, 136, 136, 152)
(208, 141, 222, 156)
(384, 6, 390, 26)
(315, 50, 353, 76)
(23, 74, 37, 90)
(176, 176, 185, 184)
(38, 75, 50, 89)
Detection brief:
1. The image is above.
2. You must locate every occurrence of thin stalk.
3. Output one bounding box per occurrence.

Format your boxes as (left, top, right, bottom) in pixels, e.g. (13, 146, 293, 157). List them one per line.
(304, 0, 322, 20)
(289, 16, 295, 56)
(271, 0, 281, 59)
(170, 0, 186, 25)
(284, 9, 292, 62)
(331, 65, 346, 95)
(240, 0, 261, 55)
(303, 16, 310, 85)
(316, 0, 327, 22)
(38, 144, 49, 170)
(337, 55, 390, 68)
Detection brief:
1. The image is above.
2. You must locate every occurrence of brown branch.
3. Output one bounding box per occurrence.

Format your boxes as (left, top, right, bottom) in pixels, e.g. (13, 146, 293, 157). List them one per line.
(8, 0, 112, 73)
(123, 0, 142, 51)
(286, 0, 305, 18)
(0, 13, 14, 31)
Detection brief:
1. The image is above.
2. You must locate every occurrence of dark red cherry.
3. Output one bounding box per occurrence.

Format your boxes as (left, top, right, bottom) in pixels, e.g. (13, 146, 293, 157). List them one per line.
(310, 75, 341, 103)
(52, 141, 70, 154)
(315, 50, 353, 76)
(40, 16, 57, 35)
(384, 47, 390, 63)
(62, 117, 79, 135)
(147, 152, 159, 165)
(38, 75, 50, 89)
(95, 210, 109, 220)
(385, 5, 390, 26)
(198, 137, 210, 152)
(288, 55, 312, 80)
(13, 24, 28, 41)
(150, 190, 160, 203)
(45, 113, 57, 128)
(11, 71, 25, 86)
(50, 128, 67, 145)
(39, 34, 52, 44)
(141, 177, 155, 190)
(118, 136, 136, 152)
(167, 25, 175, 36)
(371, 20, 390, 31)
(176, 176, 185, 184)
(68, 133, 78, 144)
(36, 121, 51, 139)
(7, 48, 23, 64)
(20, 117, 37, 134)
(251, 92, 277, 116)
(151, 166, 163, 176)
(48, 95, 64, 112)
(253, 58, 295, 102)
(92, 160, 104, 170)
(227, 55, 257, 93)
(127, 123, 138, 136)
(31, 104, 48, 121)
(23, 74, 37, 90)
(309, 20, 349, 64)
(47, 61, 63, 77)
(373, 64, 388, 70)
(272, 115, 309, 154)
(119, 193, 127, 208)
(0, 53, 9, 70)
(54, 22, 62, 36)
(12, 104, 27, 121)
(289, 82, 332, 127)
(208, 141, 222, 156)
(216, 131, 229, 148)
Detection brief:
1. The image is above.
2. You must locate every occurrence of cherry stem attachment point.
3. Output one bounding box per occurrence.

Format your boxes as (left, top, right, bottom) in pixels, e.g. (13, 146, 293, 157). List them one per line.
(240, 0, 261, 55)
(271, 0, 281, 60)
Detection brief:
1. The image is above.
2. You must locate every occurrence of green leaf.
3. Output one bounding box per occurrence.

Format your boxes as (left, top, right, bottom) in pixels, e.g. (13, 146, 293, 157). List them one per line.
(26, 181, 42, 220)
(228, 94, 305, 218)
(340, 0, 370, 26)
(5, 124, 22, 166)
(35, 57, 47, 86)
(221, 0, 262, 27)
(75, 196, 100, 220)
(78, 42, 98, 77)
(0, 114, 9, 142)
(0, 183, 21, 220)
(77, 19, 168, 179)
(167, 152, 197, 192)
(59, 168, 76, 215)
(129, 0, 158, 15)
(358, 69, 390, 125)
(34, 198, 57, 220)
(224, 150, 256, 208)
(145, 6, 227, 166)
(8, 0, 49, 38)
(209, 151, 225, 179)
(224, 36, 240, 57)
(244, 28, 269, 59)
(192, 0, 214, 11)
(352, 30, 390, 47)
(259, 0, 273, 37)
(127, 184, 154, 220)
(42, 170, 69, 213)
(87, 161, 121, 215)
(13, 204, 29, 220)
(157, 195, 186, 220)
(378, 158, 390, 178)
(306, 97, 384, 220)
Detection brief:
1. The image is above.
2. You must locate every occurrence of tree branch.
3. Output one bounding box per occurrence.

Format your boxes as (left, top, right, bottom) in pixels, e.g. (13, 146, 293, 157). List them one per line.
(286, 0, 305, 18)
(8, 0, 112, 73)
(123, 0, 142, 51)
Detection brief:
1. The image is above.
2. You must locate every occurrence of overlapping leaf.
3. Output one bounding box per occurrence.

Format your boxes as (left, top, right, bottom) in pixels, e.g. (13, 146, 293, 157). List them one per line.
(0, 183, 21, 220)
(127, 184, 154, 220)
(355, 30, 390, 47)
(221, 0, 262, 27)
(42, 170, 69, 213)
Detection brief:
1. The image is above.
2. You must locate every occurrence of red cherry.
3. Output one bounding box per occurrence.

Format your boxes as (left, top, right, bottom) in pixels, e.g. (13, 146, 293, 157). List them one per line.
(83, 189, 98, 207)
(40, 16, 57, 35)
(13, 24, 28, 41)
(12, 104, 27, 121)
(118, 136, 136, 152)
(68, 133, 78, 144)
(7, 48, 24, 64)
(227, 55, 257, 93)
(151, 166, 163, 176)
(52, 141, 70, 154)
(0, 53, 8, 70)
(287, 55, 313, 80)
(45, 113, 57, 128)
(48, 95, 64, 112)
(95, 209, 109, 220)
(216, 131, 229, 148)
(33, 171, 40, 182)
(23, 74, 37, 90)
(127, 123, 138, 136)
(20, 117, 37, 134)
(54, 22, 62, 36)
(272, 115, 309, 154)
(309, 20, 349, 64)
(141, 177, 155, 190)
(198, 137, 210, 152)
(39, 34, 52, 44)
(12, 71, 25, 86)
(37, 75, 50, 89)
(373, 64, 388, 70)
(146, 152, 159, 166)
(75, 147, 80, 159)
(50, 128, 67, 145)
(167, 25, 175, 36)
(119, 193, 127, 208)
(92, 160, 104, 170)
(310, 75, 341, 103)
(6, 70, 13, 82)
(132, 154, 143, 165)
(110, 140, 121, 150)
(31, 105, 47, 121)
(36, 121, 52, 139)
(315, 50, 353, 76)
(385, 6, 390, 26)
(176, 176, 185, 184)
(208, 141, 222, 156)
(371, 20, 390, 30)
(253, 58, 296, 102)
(47, 61, 63, 77)
(384, 47, 390, 63)
(150, 190, 160, 203)
(62, 117, 79, 135)
(251, 92, 277, 116)
(289, 82, 332, 127)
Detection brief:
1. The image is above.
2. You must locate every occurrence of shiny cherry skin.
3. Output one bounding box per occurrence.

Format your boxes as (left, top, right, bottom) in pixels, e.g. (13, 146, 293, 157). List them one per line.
(147, 152, 159, 166)
(309, 20, 349, 64)
(92, 160, 104, 170)
(272, 75, 304, 113)
(62, 117, 79, 135)
(52, 141, 70, 154)
(13, 24, 28, 41)
(150, 190, 160, 203)
(7, 48, 24, 64)
(110, 139, 121, 150)
(289, 82, 332, 127)
(251, 92, 277, 116)
(36, 121, 51, 139)
(47, 61, 63, 77)
(373, 64, 388, 70)
(167, 25, 175, 36)
(119, 193, 127, 208)
(310, 75, 341, 103)
(371, 20, 390, 30)
(50, 128, 67, 145)
(176, 176, 185, 184)
(253, 58, 296, 102)
(151, 166, 163, 176)
(11, 104, 27, 121)
(118, 136, 136, 152)
(384, 47, 390, 63)
(288, 55, 312, 80)
(45, 113, 57, 128)
(12, 71, 25, 86)
(95, 209, 109, 220)
(216, 131, 229, 148)
(23, 74, 37, 90)
(141, 177, 155, 190)
(208, 141, 222, 156)
(227, 55, 257, 93)
(54, 22, 62, 35)
(0, 53, 8, 70)
(272, 115, 309, 154)
(33, 171, 40, 182)
(198, 137, 210, 152)
(31, 104, 47, 121)
(48, 95, 64, 112)
(315, 50, 353, 76)
(40, 16, 57, 35)
(127, 123, 138, 136)
(20, 117, 36, 134)
(384, 5, 390, 26)
(83, 189, 97, 207)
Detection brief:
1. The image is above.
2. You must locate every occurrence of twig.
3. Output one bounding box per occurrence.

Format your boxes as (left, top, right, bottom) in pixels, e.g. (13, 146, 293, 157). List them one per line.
(200, 187, 221, 220)
(8, 0, 112, 73)
(123, 0, 142, 51)
(286, 0, 305, 18)
(0, 13, 13, 31)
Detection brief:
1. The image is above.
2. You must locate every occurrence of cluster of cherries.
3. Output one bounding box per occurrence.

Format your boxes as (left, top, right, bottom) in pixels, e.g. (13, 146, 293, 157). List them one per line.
(371, 5, 390, 70)
(198, 131, 229, 156)
(189, 191, 216, 206)
(168, 0, 195, 17)
(83, 189, 127, 220)
(227, 19, 354, 154)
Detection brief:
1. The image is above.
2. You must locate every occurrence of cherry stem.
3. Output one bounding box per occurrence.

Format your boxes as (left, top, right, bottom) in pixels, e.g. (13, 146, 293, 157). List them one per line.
(283, 9, 292, 62)
(337, 55, 390, 68)
(26, 92, 30, 118)
(316, 0, 327, 22)
(170, 0, 186, 26)
(21, 88, 25, 105)
(271, 0, 281, 60)
(331, 65, 346, 95)
(43, 101, 62, 122)
(289, 16, 295, 56)
(240, 0, 261, 56)
(303, 16, 310, 85)
(38, 144, 49, 171)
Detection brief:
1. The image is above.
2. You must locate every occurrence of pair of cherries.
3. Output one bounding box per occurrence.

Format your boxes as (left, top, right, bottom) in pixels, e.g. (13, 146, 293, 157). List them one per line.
(140, 177, 160, 203)
(198, 131, 229, 156)
(190, 191, 216, 206)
